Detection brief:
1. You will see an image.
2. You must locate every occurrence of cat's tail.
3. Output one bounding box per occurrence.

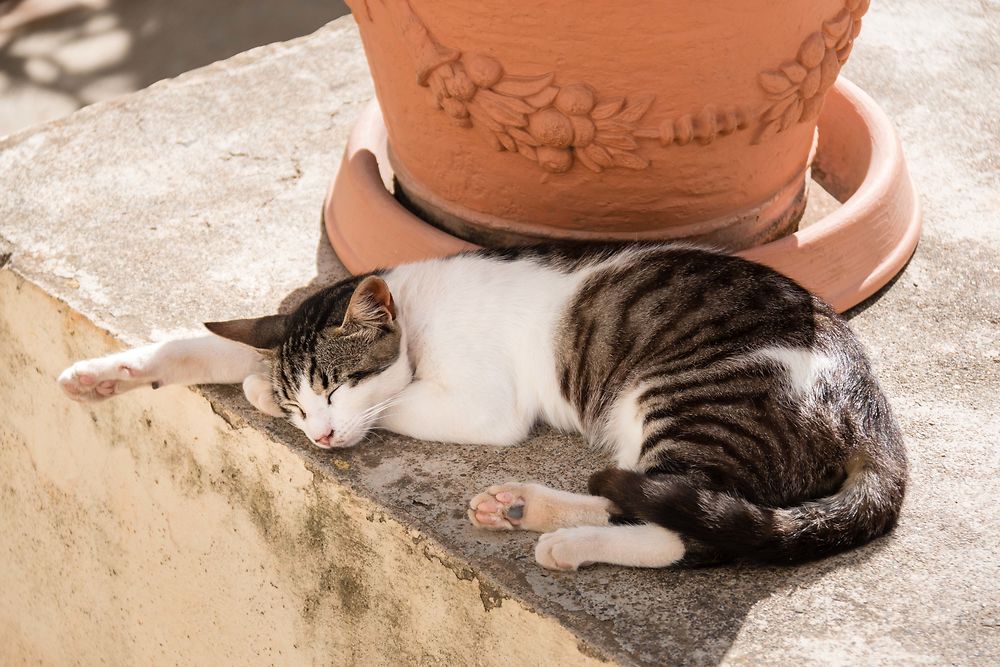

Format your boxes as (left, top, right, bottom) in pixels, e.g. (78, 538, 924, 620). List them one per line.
(588, 451, 906, 564)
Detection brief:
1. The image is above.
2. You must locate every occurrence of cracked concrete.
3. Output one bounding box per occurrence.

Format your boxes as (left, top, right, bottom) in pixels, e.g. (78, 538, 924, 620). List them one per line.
(1, 3, 998, 665)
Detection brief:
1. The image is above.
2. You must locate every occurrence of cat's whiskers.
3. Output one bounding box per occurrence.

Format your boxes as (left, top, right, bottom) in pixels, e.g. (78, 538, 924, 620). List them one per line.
(357, 392, 414, 424)
(337, 392, 415, 444)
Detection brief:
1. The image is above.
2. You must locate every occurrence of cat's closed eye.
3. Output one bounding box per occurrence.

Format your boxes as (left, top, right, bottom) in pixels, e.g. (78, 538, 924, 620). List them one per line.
(347, 368, 375, 383)
(348, 365, 391, 384)
(348, 370, 370, 382)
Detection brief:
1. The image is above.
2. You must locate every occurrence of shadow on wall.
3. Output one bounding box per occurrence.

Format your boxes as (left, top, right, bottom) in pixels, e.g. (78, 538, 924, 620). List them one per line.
(0, 0, 350, 137)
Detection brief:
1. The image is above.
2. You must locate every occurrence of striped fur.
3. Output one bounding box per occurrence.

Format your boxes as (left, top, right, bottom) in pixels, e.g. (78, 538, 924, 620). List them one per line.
(270, 243, 905, 565)
(481, 244, 903, 564)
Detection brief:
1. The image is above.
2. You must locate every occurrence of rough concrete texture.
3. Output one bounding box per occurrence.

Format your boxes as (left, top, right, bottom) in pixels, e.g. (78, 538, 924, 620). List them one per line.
(0, 0, 349, 137)
(0, 4, 998, 666)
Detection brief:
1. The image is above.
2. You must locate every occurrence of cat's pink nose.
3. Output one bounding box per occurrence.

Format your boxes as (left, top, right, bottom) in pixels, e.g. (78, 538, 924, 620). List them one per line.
(315, 430, 334, 447)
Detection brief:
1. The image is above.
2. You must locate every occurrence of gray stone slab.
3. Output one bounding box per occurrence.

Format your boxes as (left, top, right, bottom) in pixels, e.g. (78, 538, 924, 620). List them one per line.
(0, 0, 350, 137)
(1, 4, 998, 665)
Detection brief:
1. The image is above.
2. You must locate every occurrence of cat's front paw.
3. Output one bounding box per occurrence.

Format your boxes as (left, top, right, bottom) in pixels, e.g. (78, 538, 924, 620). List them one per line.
(58, 355, 149, 402)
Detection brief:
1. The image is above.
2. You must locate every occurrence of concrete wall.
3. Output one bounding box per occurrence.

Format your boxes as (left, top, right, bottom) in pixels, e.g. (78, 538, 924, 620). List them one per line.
(0, 268, 606, 666)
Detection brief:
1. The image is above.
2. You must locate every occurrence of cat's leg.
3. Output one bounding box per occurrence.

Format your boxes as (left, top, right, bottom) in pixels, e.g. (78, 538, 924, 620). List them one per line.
(534, 523, 685, 571)
(59, 336, 267, 402)
(468, 483, 616, 532)
(378, 379, 532, 447)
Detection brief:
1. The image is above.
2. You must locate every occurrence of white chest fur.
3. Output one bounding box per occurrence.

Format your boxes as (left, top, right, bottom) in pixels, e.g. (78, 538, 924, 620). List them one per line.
(384, 256, 587, 438)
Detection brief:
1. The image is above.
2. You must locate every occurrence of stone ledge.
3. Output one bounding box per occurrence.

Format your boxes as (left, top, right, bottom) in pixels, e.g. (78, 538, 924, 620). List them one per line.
(1, 270, 611, 665)
(2, 9, 999, 666)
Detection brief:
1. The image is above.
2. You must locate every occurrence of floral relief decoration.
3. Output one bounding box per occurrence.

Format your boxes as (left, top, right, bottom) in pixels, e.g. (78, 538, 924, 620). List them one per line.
(379, 0, 868, 173)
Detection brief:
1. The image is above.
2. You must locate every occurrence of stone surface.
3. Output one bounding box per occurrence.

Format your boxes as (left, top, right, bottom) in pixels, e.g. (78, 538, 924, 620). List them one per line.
(0, 0, 349, 137)
(1, 4, 999, 666)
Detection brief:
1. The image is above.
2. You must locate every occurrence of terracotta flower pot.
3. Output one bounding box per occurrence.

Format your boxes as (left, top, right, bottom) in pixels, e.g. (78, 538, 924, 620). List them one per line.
(344, 0, 869, 248)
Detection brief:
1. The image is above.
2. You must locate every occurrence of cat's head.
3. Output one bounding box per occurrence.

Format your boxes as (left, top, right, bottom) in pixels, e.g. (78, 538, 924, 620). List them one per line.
(205, 275, 412, 449)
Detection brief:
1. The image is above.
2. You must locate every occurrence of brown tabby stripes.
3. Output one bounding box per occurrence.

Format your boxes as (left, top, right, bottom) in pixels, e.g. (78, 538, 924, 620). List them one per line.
(533, 243, 906, 565)
(272, 275, 366, 403)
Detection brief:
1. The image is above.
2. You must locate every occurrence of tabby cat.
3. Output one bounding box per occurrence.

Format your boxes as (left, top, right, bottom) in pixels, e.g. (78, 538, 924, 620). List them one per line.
(59, 243, 906, 570)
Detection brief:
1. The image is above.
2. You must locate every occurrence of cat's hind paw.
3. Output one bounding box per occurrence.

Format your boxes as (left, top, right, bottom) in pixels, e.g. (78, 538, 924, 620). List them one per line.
(535, 527, 599, 571)
(468, 483, 531, 531)
(58, 355, 149, 402)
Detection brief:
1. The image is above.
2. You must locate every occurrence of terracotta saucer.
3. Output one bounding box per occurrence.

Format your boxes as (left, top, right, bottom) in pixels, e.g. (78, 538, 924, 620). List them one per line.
(324, 77, 921, 312)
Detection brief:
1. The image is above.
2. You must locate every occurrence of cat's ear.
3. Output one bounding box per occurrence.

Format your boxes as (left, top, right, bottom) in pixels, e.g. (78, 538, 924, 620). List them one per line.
(343, 276, 395, 328)
(204, 314, 288, 350)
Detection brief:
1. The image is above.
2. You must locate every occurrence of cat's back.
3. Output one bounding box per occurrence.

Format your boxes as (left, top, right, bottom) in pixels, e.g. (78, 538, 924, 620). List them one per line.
(388, 241, 828, 341)
(385, 248, 589, 320)
(547, 242, 854, 420)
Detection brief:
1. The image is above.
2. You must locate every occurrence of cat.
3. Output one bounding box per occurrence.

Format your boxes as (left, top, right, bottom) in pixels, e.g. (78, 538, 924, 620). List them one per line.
(58, 243, 907, 571)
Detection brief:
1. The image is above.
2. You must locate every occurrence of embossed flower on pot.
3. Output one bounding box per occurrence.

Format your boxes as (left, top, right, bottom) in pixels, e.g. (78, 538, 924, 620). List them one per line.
(411, 0, 870, 171)
(464, 53, 503, 88)
(528, 108, 574, 148)
(554, 84, 596, 116)
(755, 0, 869, 143)
(411, 39, 664, 173)
(409, 30, 758, 174)
(535, 146, 573, 173)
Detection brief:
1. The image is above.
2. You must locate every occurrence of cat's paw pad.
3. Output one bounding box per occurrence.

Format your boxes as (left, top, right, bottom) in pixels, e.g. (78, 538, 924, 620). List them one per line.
(468, 483, 531, 531)
(58, 357, 145, 401)
(535, 527, 598, 571)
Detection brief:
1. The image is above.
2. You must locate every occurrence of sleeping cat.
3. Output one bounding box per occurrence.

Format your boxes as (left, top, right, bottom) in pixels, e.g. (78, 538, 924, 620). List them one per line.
(58, 243, 906, 570)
